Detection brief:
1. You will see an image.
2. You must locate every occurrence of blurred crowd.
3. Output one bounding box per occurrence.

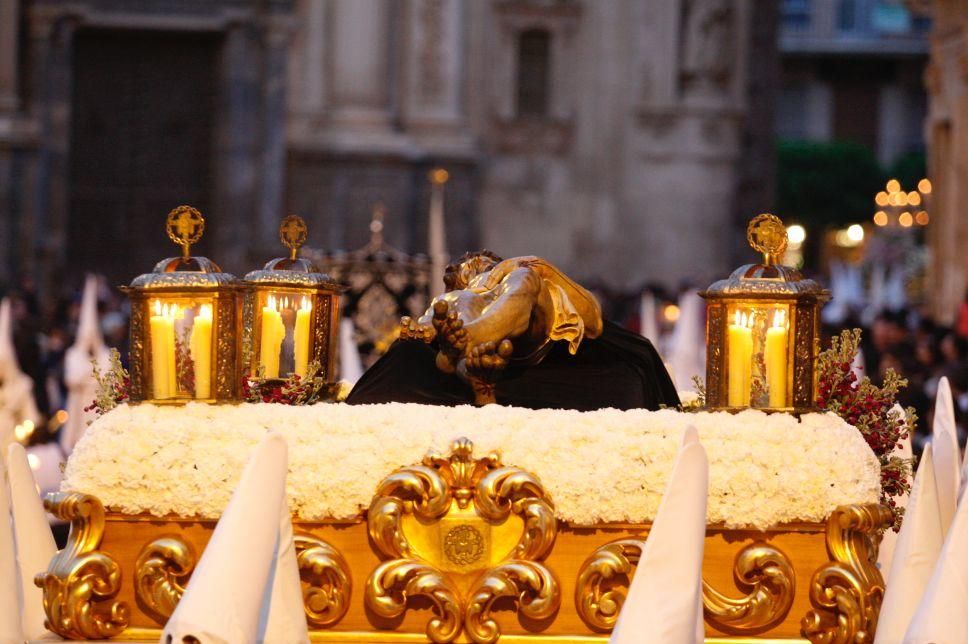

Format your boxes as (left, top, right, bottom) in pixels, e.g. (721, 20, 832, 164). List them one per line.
(2, 275, 129, 443)
(3, 275, 966, 452)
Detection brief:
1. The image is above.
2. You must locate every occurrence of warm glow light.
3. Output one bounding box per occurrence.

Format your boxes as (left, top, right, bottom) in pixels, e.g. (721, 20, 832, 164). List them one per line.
(27, 453, 40, 470)
(833, 225, 863, 248)
(899, 212, 914, 227)
(198, 304, 213, 320)
(663, 304, 680, 323)
(916, 210, 930, 225)
(886, 179, 901, 193)
(907, 191, 921, 206)
(787, 224, 806, 245)
(301, 297, 312, 312)
(772, 309, 786, 329)
(14, 421, 33, 442)
(918, 178, 932, 194)
(55, 409, 69, 424)
(873, 211, 888, 226)
(875, 191, 889, 207)
(892, 192, 907, 206)
(154, 299, 162, 315)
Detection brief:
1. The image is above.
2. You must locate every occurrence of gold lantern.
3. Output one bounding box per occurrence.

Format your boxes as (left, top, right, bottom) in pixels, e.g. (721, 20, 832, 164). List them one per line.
(123, 206, 240, 403)
(241, 216, 342, 384)
(701, 214, 830, 413)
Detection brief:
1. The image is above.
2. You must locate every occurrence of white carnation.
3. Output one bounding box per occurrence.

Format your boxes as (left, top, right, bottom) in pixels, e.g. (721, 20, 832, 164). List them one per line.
(62, 403, 881, 530)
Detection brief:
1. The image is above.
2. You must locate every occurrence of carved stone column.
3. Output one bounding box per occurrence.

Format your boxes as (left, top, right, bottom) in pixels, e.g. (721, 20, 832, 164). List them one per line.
(0, 0, 20, 112)
(400, 0, 466, 135)
(327, 0, 393, 129)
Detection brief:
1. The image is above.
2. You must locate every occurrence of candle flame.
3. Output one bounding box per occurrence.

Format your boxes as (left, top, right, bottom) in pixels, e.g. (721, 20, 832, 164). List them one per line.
(772, 309, 786, 329)
(154, 299, 162, 316)
(267, 294, 276, 310)
(199, 303, 213, 319)
(301, 296, 312, 312)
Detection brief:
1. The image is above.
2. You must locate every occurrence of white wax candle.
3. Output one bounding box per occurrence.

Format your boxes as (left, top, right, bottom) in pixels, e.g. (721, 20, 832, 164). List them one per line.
(294, 297, 312, 378)
(191, 304, 213, 399)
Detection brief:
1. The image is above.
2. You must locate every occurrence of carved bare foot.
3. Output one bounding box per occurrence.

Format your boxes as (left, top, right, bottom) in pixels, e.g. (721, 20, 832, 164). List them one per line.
(432, 300, 468, 356)
(399, 316, 435, 343)
(461, 339, 513, 406)
(465, 340, 514, 372)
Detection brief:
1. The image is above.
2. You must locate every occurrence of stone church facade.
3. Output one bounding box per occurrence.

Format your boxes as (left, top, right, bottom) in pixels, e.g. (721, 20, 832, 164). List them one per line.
(0, 0, 774, 296)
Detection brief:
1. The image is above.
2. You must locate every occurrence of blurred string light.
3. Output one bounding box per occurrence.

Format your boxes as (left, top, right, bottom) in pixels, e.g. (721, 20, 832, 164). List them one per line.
(873, 178, 931, 227)
(663, 303, 680, 323)
(14, 419, 34, 443)
(784, 224, 806, 267)
(834, 224, 865, 248)
(787, 225, 806, 246)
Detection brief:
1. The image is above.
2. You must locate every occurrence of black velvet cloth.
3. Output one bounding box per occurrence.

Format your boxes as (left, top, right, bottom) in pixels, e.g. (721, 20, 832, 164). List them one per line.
(346, 321, 680, 411)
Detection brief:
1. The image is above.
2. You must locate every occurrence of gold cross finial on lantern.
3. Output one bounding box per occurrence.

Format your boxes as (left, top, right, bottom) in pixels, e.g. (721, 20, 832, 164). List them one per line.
(166, 205, 205, 259)
(747, 213, 788, 266)
(279, 215, 308, 260)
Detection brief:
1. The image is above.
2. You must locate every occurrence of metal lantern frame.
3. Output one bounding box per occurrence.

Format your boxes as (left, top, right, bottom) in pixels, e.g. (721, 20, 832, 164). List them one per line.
(241, 216, 343, 384)
(123, 206, 240, 404)
(700, 215, 830, 414)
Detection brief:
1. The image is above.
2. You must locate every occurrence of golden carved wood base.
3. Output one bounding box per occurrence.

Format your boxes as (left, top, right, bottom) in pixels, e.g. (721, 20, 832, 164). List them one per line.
(39, 440, 888, 642)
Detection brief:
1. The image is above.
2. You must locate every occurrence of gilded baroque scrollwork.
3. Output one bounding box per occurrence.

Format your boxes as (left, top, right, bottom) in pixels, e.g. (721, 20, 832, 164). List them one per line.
(34, 492, 130, 639)
(801, 503, 891, 644)
(215, 294, 236, 399)
(294, 533, 352, 628)
(703, 543, 795, 633)
(574, 539, 642, 631)
(128, 300, 146, 400)
(367, 559, 463, 643)
(134, 536, 196, 620)
(365, 437, 560, 643)
(575, 538, 795, 635)
(465, 561, 560, 644)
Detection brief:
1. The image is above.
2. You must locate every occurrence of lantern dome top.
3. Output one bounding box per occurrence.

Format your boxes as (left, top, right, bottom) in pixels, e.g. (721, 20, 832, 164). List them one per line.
(128, 206, 238, 290)
(701, 214, 830, 300)
(243, 216, 341, 289)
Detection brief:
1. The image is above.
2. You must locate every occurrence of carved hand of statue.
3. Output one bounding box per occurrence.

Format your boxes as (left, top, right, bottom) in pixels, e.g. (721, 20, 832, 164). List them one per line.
(399, 316, 436, 343)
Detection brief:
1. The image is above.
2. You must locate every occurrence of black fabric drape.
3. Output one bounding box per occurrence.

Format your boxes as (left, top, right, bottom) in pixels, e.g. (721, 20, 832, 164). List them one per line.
(346, 321, 680, 411)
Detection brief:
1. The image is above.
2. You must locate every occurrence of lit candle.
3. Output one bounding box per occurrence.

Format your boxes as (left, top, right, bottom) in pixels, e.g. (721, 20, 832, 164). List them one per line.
(293, 296, 312, 378)
(727, 310, 753, 407)
(765, 309, 789, 408)
(260, 295, 283, 378)
(190, 304, 213, 399)
(149, 300, 174, 399)
(168, 304, 180, 396)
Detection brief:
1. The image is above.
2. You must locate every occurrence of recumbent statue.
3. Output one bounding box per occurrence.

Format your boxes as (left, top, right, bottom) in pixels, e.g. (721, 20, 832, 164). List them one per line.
(347, 251, 680, 410)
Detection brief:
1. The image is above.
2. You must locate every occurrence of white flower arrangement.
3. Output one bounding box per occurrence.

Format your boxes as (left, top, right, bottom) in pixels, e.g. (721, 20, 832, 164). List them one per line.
(62, 402, 881, 530)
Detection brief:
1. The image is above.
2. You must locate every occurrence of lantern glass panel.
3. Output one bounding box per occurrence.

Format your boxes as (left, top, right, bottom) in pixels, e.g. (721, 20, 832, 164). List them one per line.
(724, 301, 793, 409)
(256, 289, 314, 380)
(147, 296, 216, 401)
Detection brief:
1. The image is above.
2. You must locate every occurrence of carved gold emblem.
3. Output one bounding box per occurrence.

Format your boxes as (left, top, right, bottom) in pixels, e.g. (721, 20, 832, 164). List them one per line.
(165, 205, 205, 258)
(747, 213, 788, 266)
(365, 437, 560, 643)
(279, 215, 308, 260)
(444, 524, 485, 565)
(801, 503, 891, 643)
(35, 493, 130, 639)
(575, 539, 795, 635)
